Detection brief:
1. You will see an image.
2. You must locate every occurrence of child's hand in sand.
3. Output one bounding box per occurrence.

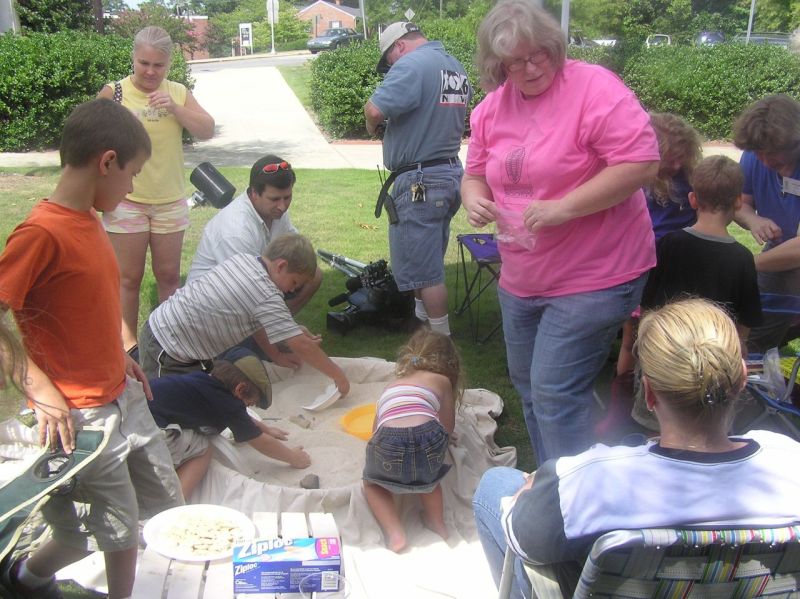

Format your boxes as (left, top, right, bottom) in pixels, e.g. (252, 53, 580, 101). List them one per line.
(289, 446, 311, 469)
(263, 425, 289, 441)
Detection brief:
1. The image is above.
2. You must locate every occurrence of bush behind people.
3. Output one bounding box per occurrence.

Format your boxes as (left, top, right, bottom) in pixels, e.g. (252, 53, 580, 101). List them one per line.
(311, 30, 800, 142)
(625, 43, 800, 140)
(0, 30, 193, 151)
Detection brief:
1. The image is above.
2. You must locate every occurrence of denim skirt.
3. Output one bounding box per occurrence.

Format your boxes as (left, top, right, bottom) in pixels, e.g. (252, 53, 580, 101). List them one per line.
(363, 419, 451, 494)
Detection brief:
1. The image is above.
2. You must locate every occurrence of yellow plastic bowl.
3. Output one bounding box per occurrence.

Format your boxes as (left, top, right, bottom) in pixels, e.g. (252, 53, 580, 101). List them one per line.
(340, 404, 376, 442)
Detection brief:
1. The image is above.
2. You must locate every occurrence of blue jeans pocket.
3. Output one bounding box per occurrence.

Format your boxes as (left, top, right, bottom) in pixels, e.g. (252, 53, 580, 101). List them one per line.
(366, 442, 404, 479)
(423, 431, 448, 474)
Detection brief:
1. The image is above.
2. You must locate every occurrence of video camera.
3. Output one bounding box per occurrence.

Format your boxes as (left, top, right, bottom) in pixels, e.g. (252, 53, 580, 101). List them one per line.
(317, 250, 414, 334)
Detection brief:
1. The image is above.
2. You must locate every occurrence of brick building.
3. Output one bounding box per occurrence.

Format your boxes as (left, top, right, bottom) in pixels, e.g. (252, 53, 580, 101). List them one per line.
(298, 0, 360, 38)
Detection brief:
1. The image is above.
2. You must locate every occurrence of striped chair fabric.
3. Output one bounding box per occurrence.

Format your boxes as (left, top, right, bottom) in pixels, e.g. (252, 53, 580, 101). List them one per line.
(566, 525, 800, 598)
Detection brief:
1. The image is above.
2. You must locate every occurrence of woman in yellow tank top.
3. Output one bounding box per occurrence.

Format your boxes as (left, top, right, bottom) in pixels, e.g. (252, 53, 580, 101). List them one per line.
(97, 26, 215, 357)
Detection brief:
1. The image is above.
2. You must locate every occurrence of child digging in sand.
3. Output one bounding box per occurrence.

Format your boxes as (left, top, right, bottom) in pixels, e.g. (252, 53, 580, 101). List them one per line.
(363, 329, 462, 552)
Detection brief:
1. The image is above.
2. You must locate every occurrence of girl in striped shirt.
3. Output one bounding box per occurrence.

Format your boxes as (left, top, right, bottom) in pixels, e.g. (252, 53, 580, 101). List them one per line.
(363, 329, 463, 552)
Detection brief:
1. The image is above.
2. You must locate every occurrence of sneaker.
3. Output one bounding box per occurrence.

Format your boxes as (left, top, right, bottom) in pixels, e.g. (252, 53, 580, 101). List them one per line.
(2, 557, 64, 599)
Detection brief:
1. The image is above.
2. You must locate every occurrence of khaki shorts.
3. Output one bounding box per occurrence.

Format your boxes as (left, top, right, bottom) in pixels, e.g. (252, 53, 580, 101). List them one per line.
(42, 377, 184, 552)
(163, 425, 211, 467)
(102, 197, 189, 235)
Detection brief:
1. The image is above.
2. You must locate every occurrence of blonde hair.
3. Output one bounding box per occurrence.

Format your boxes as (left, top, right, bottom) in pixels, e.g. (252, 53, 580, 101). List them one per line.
(634, 299, 744, 426)
(649, 112, 703, 205)
(133, 26, 173, 61)
(476, 0, 566, 91)
(264, 233, 317, 276)
(395, 329, 464, 404)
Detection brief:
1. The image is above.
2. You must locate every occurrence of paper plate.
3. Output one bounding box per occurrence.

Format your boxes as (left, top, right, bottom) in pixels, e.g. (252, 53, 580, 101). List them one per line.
(143, 504, 255, 562)
(302, 383, 342, 411)
(340, 404, 376, 441)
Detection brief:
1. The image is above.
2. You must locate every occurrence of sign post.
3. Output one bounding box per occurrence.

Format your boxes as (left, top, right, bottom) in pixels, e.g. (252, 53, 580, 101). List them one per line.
(239, 22, 252, 56)
(266, 0, 279, 56)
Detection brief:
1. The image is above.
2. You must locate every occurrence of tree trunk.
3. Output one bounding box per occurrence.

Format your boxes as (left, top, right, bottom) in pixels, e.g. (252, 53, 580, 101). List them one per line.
(94, 0, 104, 33)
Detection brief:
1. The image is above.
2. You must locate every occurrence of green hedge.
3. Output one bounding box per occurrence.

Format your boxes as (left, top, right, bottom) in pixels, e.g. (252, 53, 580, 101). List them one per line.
(624, 44, 800, 139)
(0, 31, 193, 152)
(310, 40, 381, 138)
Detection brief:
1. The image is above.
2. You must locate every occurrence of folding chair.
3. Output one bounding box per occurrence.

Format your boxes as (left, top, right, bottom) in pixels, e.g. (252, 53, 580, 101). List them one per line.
(734, 354, 800, 442)
(498, 525, 800, 599)
(454, 233, 502, 344)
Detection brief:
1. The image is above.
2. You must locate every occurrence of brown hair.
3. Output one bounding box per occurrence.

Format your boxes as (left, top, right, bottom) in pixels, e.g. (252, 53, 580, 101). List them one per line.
(733, 94, 800, 160)
(649, 112, 703, 205)
(60, 99, 151, 168)
(634, 298, 744, 428)
(249, 154, 296, 195)
(689, 155, 743, 213)
(395, 329, 464, 404)
(476, 0, 566, 91)
(264, 233, 317, 276)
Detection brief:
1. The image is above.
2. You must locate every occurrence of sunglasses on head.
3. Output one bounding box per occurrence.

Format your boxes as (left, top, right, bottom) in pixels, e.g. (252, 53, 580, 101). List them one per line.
(262, 161, 291, 173)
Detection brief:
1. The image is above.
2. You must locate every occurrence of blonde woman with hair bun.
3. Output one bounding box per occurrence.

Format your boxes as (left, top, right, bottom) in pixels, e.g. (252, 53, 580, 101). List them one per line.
(474, 298, 800, 599)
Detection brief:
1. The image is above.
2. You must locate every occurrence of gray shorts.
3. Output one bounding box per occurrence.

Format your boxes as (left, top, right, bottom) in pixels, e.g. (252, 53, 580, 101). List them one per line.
(388, 163, 462, 291)
(163, 425, 211, 467)
(43, 377, 184, 552)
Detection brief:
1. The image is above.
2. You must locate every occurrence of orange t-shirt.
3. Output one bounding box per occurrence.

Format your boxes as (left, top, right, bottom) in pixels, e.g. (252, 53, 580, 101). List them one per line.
(0, 201, 126, 408)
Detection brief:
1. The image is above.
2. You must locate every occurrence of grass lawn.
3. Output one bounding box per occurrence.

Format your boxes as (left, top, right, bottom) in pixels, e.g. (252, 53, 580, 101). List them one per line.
(277, 65, 313, 113)
(0, 165, 523, 454)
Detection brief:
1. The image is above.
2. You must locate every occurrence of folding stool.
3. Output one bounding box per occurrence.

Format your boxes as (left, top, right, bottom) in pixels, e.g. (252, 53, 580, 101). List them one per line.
(454, 233, 502, 344)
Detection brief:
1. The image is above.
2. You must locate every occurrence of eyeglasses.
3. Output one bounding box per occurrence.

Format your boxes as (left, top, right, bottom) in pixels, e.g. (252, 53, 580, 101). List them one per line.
(504, 50, 549, 73)
(262, 161, 291, 173)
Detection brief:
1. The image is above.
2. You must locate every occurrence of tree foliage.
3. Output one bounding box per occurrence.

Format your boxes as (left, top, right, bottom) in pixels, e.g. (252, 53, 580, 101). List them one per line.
(205, 0, 308, 57)
(106, 5, 199, 55)
(16, 0, 94, 33)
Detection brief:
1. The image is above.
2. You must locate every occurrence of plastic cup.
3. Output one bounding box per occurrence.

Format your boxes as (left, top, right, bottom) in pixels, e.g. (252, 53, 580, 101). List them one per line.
(298, 572, 350, 597)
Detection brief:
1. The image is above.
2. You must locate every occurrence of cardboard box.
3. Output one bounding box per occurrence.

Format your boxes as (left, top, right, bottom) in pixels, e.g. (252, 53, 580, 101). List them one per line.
(233, 536, 342, 594)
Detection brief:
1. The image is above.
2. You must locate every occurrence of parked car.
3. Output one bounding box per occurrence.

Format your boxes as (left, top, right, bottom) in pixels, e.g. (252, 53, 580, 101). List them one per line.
(307, 28, 364, 54)
(694, 30, 726, 45)
(568, 31, 598, 48)
(645, 34, 672, 47)
(732, 32, 791, 48)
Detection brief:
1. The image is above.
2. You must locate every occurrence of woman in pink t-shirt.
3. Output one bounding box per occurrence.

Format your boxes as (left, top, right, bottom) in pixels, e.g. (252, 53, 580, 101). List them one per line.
(461, 0, 660, 465)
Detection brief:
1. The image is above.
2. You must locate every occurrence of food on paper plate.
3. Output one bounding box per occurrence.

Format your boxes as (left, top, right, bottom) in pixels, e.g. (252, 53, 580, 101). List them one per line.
(160, 513, 247, 557)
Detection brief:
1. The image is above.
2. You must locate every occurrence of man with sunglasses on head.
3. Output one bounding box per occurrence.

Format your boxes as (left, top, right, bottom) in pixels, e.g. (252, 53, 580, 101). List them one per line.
(188, 155, 322, 368)
(364, 22, 471, 336)
(188, 154, 322, 310)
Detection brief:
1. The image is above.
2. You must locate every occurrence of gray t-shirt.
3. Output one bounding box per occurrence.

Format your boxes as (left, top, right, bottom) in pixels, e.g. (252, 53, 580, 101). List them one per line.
(369, 40, 470, 171)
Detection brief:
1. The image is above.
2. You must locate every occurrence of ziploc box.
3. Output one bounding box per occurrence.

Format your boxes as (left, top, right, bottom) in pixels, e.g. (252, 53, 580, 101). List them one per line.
(232, 536, 342, 594)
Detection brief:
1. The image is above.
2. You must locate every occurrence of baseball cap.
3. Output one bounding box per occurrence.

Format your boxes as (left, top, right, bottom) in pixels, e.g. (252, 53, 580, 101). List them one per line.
(377, 22, 421, 74)
(224, 347, 273, 409)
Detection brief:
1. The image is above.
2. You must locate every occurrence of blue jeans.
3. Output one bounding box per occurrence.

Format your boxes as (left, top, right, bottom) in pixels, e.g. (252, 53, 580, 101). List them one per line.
(389, 163, 462, 291)
(473, 467, 531, 599)
(498, 274, 646, 464)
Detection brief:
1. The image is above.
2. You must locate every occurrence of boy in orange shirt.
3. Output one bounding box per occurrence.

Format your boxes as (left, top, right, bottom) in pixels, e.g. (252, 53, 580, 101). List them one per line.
(0, 99, 182, 599)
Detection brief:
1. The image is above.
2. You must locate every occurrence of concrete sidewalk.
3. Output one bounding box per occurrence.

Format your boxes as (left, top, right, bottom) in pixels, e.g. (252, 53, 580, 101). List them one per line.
(0, 62, 742, 169)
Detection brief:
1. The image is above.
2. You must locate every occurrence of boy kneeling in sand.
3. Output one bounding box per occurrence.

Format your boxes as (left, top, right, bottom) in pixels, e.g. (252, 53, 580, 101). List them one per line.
(148, 347, 310, 498)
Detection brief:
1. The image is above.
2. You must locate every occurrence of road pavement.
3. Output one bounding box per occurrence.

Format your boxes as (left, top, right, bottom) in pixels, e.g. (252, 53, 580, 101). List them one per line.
(0, 54, 739, 169)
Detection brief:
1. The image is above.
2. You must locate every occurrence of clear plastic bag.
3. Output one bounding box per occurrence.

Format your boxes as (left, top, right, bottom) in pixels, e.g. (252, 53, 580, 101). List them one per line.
(763, 347, 789, 402)
(495, 207, 537, 251)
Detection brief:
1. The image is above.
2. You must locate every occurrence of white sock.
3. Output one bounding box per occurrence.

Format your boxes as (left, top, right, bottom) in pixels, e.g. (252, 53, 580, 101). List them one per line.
(414, 298, 428, 321)
(18, 560, 53, 589)
(428, 314, 451, 336)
